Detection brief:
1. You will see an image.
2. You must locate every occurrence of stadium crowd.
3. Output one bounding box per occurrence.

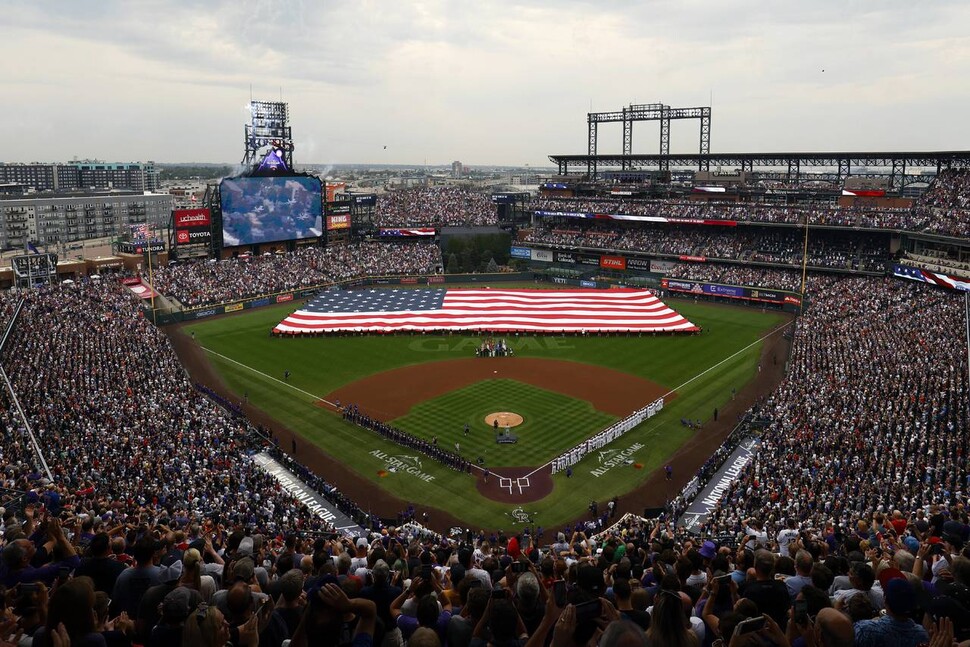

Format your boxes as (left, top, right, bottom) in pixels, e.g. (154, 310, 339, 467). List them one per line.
(535, 167, 970, 237)
(376, 188, 497, 227)
(152, 243, 442, 307)
(913, 169, 970, 238)
(524, 224, 889, 272)
(0, 218, 966, 644)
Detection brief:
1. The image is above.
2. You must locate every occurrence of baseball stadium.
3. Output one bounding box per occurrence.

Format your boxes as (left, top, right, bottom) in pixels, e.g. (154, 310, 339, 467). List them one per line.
(1, 96, 969, 643)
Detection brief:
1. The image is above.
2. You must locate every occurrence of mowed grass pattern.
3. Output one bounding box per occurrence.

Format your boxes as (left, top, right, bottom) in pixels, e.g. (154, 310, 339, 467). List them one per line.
(187, 293, 787, 528)
(390, 379, 616, 467)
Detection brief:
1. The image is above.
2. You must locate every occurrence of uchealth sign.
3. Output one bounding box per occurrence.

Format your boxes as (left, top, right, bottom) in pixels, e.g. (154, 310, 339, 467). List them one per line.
(600, 255, 626, 270)
(173, 208, 211, 228)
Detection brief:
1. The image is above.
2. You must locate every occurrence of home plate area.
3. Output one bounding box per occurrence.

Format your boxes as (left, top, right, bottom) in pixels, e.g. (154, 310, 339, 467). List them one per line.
(498, 475, 531, 495)
(478, 465, 553, 503)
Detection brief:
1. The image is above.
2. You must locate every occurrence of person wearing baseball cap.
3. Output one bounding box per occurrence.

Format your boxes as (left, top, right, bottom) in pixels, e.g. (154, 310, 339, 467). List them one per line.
(853, 579, 928, 646)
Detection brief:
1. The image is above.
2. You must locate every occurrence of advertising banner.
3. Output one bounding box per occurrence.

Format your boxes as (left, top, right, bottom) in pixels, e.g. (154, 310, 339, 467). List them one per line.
(329, 203, 352, 215)
(600, 255, 627, 270)
(650, 260, 676, 273)
(510, 246, 532, 259)
(224, 303, 243, 313)
(531, 249, 553, 262)
(118, 241, 165, 254)
(428, 276, 445, 284)
(176, 228, 211, 245)
(173, 208, 211, 228)
(400, 277, 418, 284)
(678, 255, 707, 263)
(326, 214, 351, 230)
(580, 280, 596, 288)
(702, 283, 745, 298)
(626, 257, 651, 271)
(579, 254, 600, 267)
(747, 288, 785, 303)
(276, 293, 294, 303)
(554, 251, 576, 264)
(352, 194, 377, 206)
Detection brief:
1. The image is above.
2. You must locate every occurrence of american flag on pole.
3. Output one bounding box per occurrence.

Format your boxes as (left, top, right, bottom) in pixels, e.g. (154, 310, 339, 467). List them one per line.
(273, 288, 698, 334)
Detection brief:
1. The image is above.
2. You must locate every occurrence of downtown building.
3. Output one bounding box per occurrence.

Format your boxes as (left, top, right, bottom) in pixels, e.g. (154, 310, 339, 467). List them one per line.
(0, 191, 172, 251)
(0, 160, 160, 193)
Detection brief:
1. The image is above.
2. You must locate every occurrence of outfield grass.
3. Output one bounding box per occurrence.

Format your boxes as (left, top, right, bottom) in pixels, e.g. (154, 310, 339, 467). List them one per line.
(186, 294, 786, 528)
(390, 379, 617, 467)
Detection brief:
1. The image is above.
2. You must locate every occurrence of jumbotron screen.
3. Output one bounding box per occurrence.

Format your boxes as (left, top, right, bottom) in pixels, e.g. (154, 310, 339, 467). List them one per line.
(219, 177, 323, 246)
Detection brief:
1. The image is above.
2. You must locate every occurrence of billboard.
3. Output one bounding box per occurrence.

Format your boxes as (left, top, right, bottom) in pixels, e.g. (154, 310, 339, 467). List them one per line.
(352, 194, 377, 206)
(176, 229, 211, 245)
(661, 278, 801, 305)
(220, 176, 323, 246)
(600, 255, 627, 270)
(327, 214, 351, 230)
(531, 249, 553, 262)
(510, 246, 532, 259)
(118, 240, 165, 254)
(173, 208, 211, 228)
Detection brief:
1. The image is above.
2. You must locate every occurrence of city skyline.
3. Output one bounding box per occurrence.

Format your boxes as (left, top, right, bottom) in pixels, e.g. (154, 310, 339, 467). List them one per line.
(3, 0, 970, 168)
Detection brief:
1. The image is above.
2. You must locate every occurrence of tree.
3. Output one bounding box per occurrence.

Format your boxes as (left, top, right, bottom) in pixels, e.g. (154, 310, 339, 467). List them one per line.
(446, 252, 460, 274)
(486, 256, 499, 273)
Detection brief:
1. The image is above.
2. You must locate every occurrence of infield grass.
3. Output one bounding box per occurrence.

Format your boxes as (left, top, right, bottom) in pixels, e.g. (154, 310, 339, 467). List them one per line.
(185, 293, 787, 529)
(390, 379, 617, 467)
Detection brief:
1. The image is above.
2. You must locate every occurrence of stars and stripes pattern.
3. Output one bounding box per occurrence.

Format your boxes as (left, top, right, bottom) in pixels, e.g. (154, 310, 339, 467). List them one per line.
(273, 288, 699, 334)
(893, 264, 970, 293)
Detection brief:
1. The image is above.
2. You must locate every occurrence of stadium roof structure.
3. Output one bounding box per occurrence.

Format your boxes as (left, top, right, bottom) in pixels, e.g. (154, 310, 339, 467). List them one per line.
(549, 150, 970, 189)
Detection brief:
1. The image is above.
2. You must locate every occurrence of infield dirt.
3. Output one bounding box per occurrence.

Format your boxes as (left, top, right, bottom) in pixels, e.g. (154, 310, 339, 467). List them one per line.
(323, 357, 671, 420)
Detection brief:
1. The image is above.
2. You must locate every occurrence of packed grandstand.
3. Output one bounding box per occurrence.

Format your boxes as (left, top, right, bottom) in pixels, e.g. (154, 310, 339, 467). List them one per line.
(0, 171, 967, 647)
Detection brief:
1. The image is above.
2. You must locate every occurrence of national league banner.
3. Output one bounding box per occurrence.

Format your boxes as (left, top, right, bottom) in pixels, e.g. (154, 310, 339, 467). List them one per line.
(274, 288, 699, 334)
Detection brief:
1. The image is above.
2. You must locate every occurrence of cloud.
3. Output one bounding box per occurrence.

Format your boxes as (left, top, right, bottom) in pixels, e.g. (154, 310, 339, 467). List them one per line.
(0, 0, 968, 165)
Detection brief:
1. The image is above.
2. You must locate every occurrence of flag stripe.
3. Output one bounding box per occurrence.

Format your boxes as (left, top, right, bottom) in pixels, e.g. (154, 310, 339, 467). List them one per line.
(275, 288, 698, 334)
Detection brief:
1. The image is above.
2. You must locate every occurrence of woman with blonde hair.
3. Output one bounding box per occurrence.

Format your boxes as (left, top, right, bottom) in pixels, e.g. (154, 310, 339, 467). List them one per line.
(182, 603, 256, 647)
(179, 548, 216, 602)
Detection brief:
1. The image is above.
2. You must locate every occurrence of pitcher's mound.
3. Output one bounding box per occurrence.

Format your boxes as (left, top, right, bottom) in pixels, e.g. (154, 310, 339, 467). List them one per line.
(485, 412, 524, 428)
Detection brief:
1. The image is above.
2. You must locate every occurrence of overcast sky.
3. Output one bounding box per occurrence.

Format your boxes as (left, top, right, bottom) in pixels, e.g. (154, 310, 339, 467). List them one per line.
(3, 0, 969, 167)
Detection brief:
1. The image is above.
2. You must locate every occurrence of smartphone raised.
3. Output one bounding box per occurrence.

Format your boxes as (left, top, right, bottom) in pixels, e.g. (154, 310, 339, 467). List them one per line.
(553, 580, 567, 607)
(573, 599, 601, 624)
(734, 615, 766, 636)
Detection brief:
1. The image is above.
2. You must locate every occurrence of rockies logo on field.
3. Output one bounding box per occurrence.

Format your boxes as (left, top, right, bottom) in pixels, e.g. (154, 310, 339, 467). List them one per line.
(508, 507, 536, 524)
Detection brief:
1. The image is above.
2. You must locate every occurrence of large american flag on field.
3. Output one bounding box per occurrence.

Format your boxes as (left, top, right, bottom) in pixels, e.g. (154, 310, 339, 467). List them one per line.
(273, 288, 698, 334)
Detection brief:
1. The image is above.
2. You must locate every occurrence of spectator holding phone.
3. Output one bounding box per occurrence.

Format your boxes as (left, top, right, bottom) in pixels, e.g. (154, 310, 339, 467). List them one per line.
(391, 577, 452, 643)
